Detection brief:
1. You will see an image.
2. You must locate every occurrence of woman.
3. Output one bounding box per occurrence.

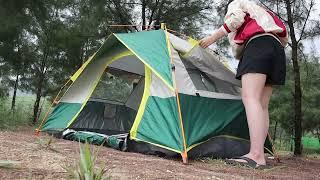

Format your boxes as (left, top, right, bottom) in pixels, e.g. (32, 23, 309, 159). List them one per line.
(199, 0, 287, 168)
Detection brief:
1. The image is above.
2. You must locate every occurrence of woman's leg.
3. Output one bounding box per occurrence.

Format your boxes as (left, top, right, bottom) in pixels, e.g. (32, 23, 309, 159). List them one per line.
(261, 85, 273, 141)
(238, 73, 269, 165)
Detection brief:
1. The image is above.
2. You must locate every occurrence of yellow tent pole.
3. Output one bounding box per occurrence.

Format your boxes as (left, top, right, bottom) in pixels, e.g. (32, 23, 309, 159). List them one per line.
(35, 78, 72, 135)
(175, 89, 188, 164)
(163, 24, 188, 164)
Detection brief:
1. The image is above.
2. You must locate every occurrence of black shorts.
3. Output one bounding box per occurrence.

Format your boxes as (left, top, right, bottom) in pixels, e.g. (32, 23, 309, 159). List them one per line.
(235, 35, 286, 85)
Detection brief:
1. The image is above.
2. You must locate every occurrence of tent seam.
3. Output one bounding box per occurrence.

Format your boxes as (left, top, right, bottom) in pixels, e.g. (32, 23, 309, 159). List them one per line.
(131, 136, 182, 153)
(130, 66, 151, 138)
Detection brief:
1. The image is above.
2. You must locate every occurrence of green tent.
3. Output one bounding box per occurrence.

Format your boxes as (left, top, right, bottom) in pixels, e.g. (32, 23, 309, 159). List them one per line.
(40, 29, 274, 162)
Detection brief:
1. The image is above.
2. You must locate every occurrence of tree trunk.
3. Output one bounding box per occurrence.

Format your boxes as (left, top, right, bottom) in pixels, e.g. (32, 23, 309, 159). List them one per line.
(317, 129, 320, 144)
(33, 76, 44, 124)
(141, 0, 146, 30)
(290, 137, 293, 152)
(285, 0, 303, 155)
(290, 128, 294, 152)
(147, 0, 160, 26)
(292, 44, 303, 155)
(273, 121, 278, 142)
(279, 129, 283, 149)
(33, 55, 46, 125)
(11, 73, 19, 110)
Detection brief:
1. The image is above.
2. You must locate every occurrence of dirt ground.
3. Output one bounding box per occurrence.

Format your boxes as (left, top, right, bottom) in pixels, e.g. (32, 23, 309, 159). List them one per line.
(0, 129, 319, 180)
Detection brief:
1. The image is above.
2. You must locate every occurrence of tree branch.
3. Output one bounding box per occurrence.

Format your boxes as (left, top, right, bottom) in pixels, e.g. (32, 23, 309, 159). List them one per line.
(123, 2, 143, 6)
(297, 0, 314, 43)
(171, 6, 211, 23)
(301, 20, 320, 39)
(258, 0, 288, 23)
(148, 0, 160, 26)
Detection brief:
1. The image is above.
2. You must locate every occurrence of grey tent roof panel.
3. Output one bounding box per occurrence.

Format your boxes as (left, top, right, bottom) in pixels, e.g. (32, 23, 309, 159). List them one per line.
(109, 55, 145, 76)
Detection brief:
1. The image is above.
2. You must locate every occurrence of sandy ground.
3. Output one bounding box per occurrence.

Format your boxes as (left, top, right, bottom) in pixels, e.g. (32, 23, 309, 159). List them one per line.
(0, 129, 319, 180)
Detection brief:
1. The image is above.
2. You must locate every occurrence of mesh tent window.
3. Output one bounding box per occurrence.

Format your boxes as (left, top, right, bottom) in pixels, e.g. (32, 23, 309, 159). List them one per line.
(69, 67, 144, 134)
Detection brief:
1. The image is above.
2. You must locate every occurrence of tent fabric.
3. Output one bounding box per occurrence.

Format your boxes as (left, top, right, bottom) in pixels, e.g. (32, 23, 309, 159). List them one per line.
(188, 136, 250, 158)
(195, 90, 241, 100)
(168, 33, 193, 54)
(90, 68, 141, 104)
(170, 44, 197, 95)
(41, 29, 274, 160)
(131, 67, 183, 152)
(69, 101, 136, 133)
(115, 30, 174, 89)
(125, 79, 144, 110)
(181, 46, 240, 87)
(42, 102, 82, 131)
(135, 96, 183, 152)
(178, 57, 241, 99)
(69, 33, 124, 82)
(108, 55, 145, 76)
(178, 93, 246, 148)
(70, 53, 96, 82)
(65, 46, 136, 127)
(61, 43, 127, 104)
(130, 67, 152, 139)
(168, 32, 236, 78)
(150, 73, 175, 98)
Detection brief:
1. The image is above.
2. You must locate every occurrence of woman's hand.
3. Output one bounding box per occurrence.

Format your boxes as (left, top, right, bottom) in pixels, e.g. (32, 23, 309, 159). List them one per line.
(199, 27, 228, 49)
(199, 35, 217, 49)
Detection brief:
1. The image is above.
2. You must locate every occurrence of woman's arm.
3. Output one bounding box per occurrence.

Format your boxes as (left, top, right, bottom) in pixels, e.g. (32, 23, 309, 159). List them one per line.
(199, 0, 250, 48)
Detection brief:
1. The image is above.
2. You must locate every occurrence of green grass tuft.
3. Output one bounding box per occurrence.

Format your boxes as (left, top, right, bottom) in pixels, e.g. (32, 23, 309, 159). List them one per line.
(64, 142, 108, 180)
(0, 96, 51, 130)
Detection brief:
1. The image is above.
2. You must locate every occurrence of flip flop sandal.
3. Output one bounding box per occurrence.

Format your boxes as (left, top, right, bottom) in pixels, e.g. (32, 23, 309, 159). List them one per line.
(225, 156, 271, 170)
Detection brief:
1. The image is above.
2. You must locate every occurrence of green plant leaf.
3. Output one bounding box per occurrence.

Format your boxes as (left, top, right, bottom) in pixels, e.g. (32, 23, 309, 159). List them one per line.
(0, 160, 21, 168)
